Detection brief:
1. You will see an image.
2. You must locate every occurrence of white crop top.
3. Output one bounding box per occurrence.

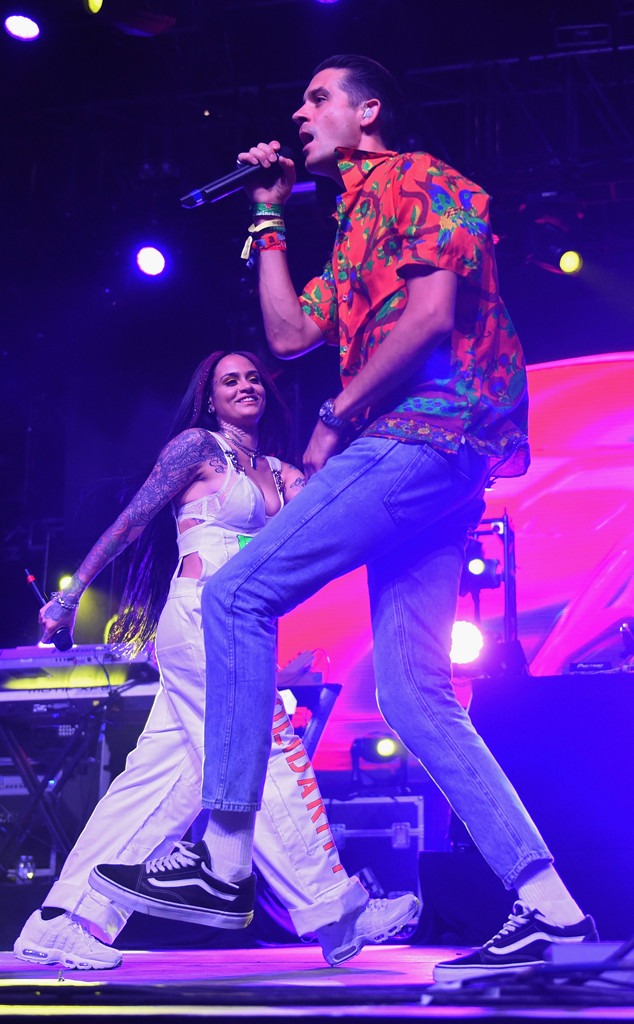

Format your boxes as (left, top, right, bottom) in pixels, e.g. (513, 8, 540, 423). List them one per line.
(172, 432, 285, 578)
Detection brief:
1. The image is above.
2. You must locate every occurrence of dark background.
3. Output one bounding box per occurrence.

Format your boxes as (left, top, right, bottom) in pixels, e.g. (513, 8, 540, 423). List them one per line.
(1, 0, 634, 645)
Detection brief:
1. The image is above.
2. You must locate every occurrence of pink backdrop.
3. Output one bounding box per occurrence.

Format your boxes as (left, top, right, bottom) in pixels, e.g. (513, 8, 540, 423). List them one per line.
(277, 352, 634, 771)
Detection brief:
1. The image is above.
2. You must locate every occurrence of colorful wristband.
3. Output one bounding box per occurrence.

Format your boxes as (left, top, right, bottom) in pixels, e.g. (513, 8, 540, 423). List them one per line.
(252, 202, 284, 218)
(246, 218, 285, 236)
(253, 232, 287, 251)
(241, 230, 287, 266)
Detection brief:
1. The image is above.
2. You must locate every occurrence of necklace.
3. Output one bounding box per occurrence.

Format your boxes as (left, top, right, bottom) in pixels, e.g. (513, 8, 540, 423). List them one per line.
(220, 431, 262, 469)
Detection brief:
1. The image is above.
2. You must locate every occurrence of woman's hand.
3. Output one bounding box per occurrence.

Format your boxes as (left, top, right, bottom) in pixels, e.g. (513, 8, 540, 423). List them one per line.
(39, 598, 77, 645)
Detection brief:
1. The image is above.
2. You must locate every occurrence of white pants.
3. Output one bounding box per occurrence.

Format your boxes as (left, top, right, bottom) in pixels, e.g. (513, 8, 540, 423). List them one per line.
(45, 577, 366, 943)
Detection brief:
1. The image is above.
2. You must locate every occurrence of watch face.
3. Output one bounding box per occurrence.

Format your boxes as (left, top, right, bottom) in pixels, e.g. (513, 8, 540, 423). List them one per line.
(319, 399, 345, 431)
(319, 400, 335, 423)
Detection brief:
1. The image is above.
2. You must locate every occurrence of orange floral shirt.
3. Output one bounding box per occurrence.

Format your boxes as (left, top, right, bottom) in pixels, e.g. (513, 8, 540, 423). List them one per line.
(299, 149, 530, 477)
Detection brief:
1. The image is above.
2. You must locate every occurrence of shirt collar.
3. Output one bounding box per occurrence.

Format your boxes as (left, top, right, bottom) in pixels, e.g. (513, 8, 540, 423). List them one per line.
(336, 147, 396, 196)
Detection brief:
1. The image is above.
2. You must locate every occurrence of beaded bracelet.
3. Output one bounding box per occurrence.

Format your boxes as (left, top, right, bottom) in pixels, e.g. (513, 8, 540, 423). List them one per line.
(252, 202, 284, 218)
(51, 590, 81, 611)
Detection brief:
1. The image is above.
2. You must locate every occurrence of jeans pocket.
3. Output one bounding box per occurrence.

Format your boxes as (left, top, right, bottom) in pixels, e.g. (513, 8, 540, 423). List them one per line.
(453, 440, 490, 488)
(382, 443, 453, 528)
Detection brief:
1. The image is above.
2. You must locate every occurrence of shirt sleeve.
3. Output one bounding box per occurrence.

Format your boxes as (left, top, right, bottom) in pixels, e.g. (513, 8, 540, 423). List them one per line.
(299, 260, 340, 345)
(394, 158, 494, 280)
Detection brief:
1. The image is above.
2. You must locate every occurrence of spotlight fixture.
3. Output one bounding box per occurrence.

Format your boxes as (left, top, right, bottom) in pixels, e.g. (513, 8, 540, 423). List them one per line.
(351, 734, 408, 792)
(620, 620, 634, 657)
(460, 539, 501, 611)
(559, 249, 583, 275)
(353, 736, 399, 762)
(522, 190, 584, 275)
(452, 515, 528, 680)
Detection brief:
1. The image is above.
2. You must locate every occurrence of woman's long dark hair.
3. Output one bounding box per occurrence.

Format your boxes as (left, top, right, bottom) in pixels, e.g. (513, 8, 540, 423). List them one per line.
(109, 350, 292, 652)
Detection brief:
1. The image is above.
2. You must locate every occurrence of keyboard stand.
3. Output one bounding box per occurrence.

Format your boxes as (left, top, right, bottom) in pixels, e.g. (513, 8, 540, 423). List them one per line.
(0, 702, 107, 878)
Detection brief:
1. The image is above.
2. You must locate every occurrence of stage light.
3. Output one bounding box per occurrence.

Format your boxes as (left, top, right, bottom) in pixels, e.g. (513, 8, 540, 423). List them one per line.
(529, 221, 584, 275)
(58, 574, 73, 591)
(375, 737, 399, 759)
(559, 249, 583, 275)
(84, 0, 104, 12)
(452, 630, 528, 679)
(350, 734, 408, 791)
(136, 245, 166, 276)
(352, 735, 402, 764)
(460, 539, 501, 597)
(16, 854, 36, 882)
(451, 620, 484, 665)
(522, 190, 584, 275)
(620, 620, 634, 657)
(467, 556, 486, 575)
(4, 14, 40, 39)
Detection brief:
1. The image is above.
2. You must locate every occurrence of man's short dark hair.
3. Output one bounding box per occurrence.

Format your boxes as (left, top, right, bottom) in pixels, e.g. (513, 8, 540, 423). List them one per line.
(312, 53, 405, 150)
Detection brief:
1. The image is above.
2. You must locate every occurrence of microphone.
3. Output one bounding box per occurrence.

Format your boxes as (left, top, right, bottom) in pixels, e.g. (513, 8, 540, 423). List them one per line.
(24, 569, 74, 652)
(180, 153, 284, 209)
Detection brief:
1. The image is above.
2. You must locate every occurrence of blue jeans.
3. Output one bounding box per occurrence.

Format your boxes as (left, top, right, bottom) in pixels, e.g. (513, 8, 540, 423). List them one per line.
(201, 436, 551, 888)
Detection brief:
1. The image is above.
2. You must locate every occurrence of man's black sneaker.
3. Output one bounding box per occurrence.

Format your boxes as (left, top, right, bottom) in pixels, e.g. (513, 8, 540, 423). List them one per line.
(89, 841, 255, 929)
(433, 901, 599, 983)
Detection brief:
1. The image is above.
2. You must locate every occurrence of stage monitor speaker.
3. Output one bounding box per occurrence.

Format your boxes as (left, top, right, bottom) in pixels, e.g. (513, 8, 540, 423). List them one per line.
(467, 671, 634, 941)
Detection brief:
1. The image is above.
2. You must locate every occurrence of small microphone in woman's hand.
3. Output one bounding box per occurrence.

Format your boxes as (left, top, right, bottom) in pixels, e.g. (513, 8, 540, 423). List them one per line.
(24, 569, 74, 652)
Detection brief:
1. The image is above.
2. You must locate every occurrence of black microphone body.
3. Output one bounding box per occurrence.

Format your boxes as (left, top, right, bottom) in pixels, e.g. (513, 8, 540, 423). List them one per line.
(25, 569, 74, 652)
(180, 155, 283, 209)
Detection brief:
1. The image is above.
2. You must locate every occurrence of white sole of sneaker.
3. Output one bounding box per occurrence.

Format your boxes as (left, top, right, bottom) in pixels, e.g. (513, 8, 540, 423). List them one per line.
(433, 960, 545, 984)
(14, 945, 122, 971)
(89, 870, 253, 929)
(326, 896, 420, 966)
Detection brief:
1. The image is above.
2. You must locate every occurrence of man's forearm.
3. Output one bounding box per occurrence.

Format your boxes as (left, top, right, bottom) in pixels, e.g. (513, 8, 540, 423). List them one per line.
(332, 320, 447, 421)
(257, 251, 324, 359)
(332, 270, 457, 423)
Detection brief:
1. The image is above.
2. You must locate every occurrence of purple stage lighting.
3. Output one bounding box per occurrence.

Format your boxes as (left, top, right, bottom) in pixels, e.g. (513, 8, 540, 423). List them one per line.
(4, 14, 40, 40)
(136, 246, 166, 276)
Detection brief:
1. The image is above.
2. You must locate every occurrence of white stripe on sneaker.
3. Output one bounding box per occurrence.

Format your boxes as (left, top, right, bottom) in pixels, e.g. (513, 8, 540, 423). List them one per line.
(490, 930, 587, 956)
(147, 877, 238, 901)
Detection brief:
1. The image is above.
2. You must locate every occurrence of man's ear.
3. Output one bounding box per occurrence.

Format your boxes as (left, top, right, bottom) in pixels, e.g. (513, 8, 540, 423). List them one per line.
(360, 99, 380, 125)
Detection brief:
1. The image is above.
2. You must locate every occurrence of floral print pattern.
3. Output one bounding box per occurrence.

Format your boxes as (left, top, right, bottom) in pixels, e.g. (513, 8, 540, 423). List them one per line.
(300, 149, 530, 477)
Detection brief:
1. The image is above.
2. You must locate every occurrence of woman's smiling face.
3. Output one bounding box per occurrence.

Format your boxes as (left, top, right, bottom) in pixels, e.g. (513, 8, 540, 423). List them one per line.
(211, 353, 267, 428)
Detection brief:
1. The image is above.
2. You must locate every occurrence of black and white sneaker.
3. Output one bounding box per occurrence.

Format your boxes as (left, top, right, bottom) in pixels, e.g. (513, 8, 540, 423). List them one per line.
(433, 901, 599, 983)
(89, 841, 255, 929)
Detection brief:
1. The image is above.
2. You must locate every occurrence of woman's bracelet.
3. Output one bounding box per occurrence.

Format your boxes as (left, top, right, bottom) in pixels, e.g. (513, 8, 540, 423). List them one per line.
(50, 591, 81, 611)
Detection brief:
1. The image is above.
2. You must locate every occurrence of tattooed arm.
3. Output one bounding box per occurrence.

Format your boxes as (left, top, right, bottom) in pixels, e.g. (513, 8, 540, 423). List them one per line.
(280, 462, 305, 504)
(39, 429, 226, 643)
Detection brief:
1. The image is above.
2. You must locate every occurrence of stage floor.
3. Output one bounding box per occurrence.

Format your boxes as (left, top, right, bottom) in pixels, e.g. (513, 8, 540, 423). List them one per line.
(2, 943, 634, 1022)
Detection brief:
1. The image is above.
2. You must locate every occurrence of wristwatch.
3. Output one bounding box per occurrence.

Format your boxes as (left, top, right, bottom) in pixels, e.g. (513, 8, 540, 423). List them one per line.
(318, 397, 349, 433)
